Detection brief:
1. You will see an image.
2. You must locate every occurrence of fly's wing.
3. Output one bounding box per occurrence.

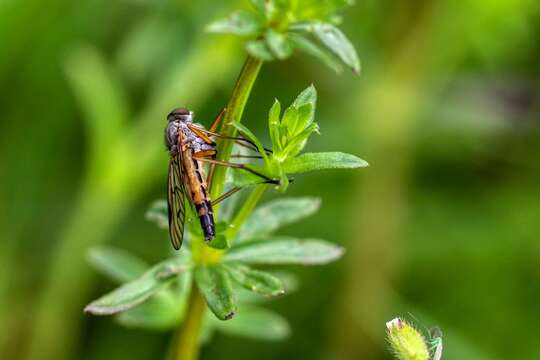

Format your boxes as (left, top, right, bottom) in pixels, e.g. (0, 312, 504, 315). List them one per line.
(167, 155, 187, 250)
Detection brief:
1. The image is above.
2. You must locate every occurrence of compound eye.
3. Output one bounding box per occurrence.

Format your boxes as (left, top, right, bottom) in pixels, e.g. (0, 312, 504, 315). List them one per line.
(170, 108, 190, 116)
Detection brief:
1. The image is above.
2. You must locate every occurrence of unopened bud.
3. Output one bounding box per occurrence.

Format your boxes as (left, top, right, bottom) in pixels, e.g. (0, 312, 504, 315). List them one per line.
(386, 317, 430, 360)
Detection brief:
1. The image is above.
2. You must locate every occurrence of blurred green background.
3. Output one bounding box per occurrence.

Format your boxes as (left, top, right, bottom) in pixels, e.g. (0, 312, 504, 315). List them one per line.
(1, 1, 539, 359)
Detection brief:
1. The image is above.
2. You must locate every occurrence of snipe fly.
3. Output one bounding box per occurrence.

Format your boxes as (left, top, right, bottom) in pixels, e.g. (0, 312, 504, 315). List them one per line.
(165, 108, 275, 250)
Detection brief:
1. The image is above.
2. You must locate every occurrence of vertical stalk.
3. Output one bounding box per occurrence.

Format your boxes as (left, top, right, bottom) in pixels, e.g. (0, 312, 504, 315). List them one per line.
(174, 288, 206, 360)
(210, 55, 263, 203)
(173, 55, 263, 360)
(226, 184, 266, 241)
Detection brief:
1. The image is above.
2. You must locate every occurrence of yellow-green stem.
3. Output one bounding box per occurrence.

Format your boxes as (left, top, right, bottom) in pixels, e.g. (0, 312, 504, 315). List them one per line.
(211, 55, 263, 204)
(174, 288, 206, 360)
(226, 184, 266, 241)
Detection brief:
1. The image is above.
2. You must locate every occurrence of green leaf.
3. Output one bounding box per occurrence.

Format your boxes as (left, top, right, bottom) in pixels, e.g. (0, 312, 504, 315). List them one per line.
(312, 22, 360, 73)
(292, 85, 317, 131)
(212, 305, 290, 341)
(145, 199, 168, 230)
(288, 33, 343, 73)
(207, 234, 230, 250)
(266, 29, 293, 59)
(206, 10, 263, 35)
(283, 152, 368, 174)
(246, 39, 275, 61)
(280, 105, 299, 140)
(231, 122, 270, 165)
(224, 237, 344, 265)
(237, 197, 321, 242)
(280, 121, 319, 158)
(223, 263, 285, 297)
(195, 265, 237, 320)
(234, 271, 299, 304)
(84, 256, 191, 315)
(87, 246, 148, 283)
(115, 292, 183, 330)
(292, 22, 360, 73)
(268, 99, 282, 153)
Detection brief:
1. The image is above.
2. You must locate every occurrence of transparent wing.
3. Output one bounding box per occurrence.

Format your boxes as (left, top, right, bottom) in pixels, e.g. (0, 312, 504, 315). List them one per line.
(167, 155, 187, 250)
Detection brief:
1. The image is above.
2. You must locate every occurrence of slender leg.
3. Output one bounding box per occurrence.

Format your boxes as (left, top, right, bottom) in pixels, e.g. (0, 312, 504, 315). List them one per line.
(230, 154, 264, 159)
(211, 187, 242, 206)
(192, 156, 279, 185)
(189, 125, 272, 154)
(187, 124, 215, 145)
(208, 108, 226, 133)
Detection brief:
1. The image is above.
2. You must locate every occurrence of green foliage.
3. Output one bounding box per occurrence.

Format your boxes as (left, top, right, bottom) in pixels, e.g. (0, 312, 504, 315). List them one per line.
(206, 0, 360, 73)
(84, 255, 191, 315)
(86, 77, 365, 339)
(224, 238, 344, 265)
(232, 85, 367, 191)
(223, 263, 285, 297)
(236, 197, 321, 242)
(195, 265, 237, 320)
(84, 2, 365, 349)
(87, 246, 148, 283)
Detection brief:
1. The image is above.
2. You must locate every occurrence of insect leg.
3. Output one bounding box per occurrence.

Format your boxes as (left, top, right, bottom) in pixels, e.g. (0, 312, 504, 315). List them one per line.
(189, 126, 272, 154)
(208, 108, 226, 133)
(192, 156, 279, 185)
(230, 154, 264, 159)
(187, 124, 215, 145)
(211, 186, 242, 206)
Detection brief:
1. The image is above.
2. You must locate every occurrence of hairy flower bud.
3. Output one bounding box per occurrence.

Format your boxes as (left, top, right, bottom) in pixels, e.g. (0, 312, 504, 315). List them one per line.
(386, 317, 430, 360)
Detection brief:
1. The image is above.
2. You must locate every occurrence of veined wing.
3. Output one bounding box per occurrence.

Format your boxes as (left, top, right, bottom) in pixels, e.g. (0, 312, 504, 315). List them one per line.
(167, 155, 187, 250)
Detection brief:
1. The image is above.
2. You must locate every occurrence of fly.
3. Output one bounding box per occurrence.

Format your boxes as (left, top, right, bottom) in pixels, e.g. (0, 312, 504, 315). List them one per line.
(165, 107, 276, 250)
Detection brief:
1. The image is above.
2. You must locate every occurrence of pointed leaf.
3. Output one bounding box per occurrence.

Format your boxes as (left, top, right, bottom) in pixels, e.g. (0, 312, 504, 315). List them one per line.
(280, 106, 299, 139)
(268, 99, 282, 152)
(212, 305, 290, 341)
(224, 263, 285, 297)
(292, 22, 360, 73)
(87, 246, 148, 283)
(288, 33, 343, 73)
(224, 237, 344, 265)
(84, 257, 191, 315)
(237, 197, 321, 242)
(206, 10, 263, 35)
(234, 271, 299, 304)
(283, 152, 368, 174)
(312, 22, 360, 73)
(292, 85, 317, 133)
(195, 265, 236, 320)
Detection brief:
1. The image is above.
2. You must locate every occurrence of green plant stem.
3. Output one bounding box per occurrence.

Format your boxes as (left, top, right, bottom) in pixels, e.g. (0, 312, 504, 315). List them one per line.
(210, 55, 263, 204)
(174, 55, 263, 360)
(174, 288, 206, 360)
(226, 184, 266, 241)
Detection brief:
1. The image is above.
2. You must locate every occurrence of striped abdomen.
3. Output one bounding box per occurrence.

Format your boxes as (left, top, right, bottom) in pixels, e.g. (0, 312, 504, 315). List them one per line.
(181, 148, 215, 241)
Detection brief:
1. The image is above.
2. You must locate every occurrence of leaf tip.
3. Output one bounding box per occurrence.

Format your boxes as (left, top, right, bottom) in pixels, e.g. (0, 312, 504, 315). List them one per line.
(224, 311, 236, 320)
(83, 303, 111, 316)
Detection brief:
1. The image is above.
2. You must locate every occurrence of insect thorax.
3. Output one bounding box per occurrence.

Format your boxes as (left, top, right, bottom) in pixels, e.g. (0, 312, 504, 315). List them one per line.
(165, 119, 215, 156)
